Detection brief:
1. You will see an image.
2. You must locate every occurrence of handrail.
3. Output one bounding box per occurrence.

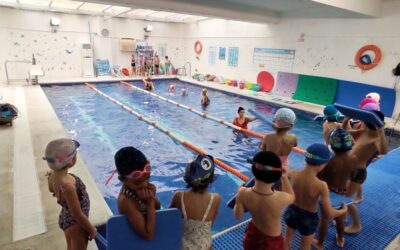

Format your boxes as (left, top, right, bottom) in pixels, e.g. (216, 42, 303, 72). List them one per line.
(122, 81, 305, 154)
(184, 61, 191, 77)
(5, 60, 32, 85)
(85, 83, 250, 185)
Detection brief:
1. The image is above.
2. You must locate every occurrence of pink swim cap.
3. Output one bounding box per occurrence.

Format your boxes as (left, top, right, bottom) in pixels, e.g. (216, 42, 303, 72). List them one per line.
(359, 97, 377, 108)
(362, 102, 380, 111)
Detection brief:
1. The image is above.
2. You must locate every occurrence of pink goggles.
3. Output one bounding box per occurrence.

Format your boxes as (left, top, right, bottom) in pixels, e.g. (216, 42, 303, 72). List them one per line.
(255, 163, 282, 172)
(124, 163, 151, 180)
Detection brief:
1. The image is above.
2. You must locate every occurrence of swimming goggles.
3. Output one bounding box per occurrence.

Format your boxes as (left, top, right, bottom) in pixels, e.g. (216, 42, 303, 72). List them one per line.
(124, 163, 151, 180)
(42, 140, 80, 164)
(255, 163, 282, 172)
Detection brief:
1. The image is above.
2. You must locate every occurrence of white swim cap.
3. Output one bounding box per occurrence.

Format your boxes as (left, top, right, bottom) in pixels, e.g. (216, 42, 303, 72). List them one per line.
(366, 92, 380, 103)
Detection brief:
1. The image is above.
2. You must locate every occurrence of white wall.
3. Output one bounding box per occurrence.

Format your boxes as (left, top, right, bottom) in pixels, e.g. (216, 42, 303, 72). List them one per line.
(183, 0, 400, 88)
(0, 7, 186, 84)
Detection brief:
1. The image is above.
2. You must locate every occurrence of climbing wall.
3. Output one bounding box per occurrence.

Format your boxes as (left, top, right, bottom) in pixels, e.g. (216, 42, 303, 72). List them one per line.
(293, 74, 337, 105)
(274, 72, 299, 98)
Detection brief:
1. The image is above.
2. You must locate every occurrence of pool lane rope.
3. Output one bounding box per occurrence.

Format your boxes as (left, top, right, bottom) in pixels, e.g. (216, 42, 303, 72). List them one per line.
(122, 80, 305, 155)
(85, 83, 250, 185)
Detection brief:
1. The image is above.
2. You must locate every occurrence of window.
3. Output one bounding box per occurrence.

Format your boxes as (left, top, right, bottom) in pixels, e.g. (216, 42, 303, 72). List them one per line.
(219, 47, 226, 60)
(228, 47, 239, 67)
(158, 44, 167, 58)
(208, 46, 216, 65)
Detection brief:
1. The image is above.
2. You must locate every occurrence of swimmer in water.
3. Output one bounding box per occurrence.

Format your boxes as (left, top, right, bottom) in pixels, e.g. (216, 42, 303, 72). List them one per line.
(144, 77, 154, 91)
(201, 88, 210, 106)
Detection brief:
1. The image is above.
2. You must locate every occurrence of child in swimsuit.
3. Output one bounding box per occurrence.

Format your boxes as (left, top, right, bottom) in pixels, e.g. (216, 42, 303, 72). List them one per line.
(144, 77, 155, 91)
(314, 129, 356, 249)
(232, 107, 257, 129)
(284, 143, 347, 250)
(341, 111, 387, 234)
(234, 151, 295, 250)
(201, 88, 210, 106)
(154, 54, 160, 75)
(260, 108, 297, 172)
(322, 105, 342, 145)
(165, 56, 171, 75)
(170, 155, 221, 250)
(45, 139, 97, 249)
(131, 53, 136, 77)
(116, 147, 161, 240)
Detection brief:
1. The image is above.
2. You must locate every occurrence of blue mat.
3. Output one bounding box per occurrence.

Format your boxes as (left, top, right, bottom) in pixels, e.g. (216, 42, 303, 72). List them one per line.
(334, 80, 396, 117)
(213, 149, 400, 249)
(334, 103, 384, 127)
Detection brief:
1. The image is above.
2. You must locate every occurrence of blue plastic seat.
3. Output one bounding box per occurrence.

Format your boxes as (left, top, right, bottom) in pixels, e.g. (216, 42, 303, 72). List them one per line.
(95, 208, 182, 250)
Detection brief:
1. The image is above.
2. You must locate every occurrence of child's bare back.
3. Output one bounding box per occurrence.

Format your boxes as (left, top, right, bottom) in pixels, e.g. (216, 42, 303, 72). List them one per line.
(261, 133, 297, 156)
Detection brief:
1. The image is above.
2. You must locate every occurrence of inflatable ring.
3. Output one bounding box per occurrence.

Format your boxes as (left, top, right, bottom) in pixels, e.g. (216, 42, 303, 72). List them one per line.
(355, 45, 382, 71)
(194, 40, 203, 55)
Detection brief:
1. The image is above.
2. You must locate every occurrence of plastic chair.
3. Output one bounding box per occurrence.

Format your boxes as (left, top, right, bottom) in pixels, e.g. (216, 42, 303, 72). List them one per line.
(95, 208, 182, 250)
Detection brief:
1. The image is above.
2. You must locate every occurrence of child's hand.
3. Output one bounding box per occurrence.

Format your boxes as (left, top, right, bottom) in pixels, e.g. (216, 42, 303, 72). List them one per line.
(340, 203, 348, 213)
(137, 188, 154, 203)
(88, 227, 97, 241)
(148, 183, 157, 196)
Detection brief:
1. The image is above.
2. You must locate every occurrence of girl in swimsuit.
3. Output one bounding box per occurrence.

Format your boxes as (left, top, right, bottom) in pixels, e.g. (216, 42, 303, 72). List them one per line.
(154, 54, 160, 75)
(232, 107, 257, 129)
(170, 155, 221, 250)
(45, 139, 97, 249)
(116, 147, 161, 240)
(131, 53, 136, 76)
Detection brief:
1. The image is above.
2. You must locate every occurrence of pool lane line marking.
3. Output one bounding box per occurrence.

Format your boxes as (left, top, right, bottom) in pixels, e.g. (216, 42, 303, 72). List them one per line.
(13, 87, 46, 241)
(85, 83, 250, 184)
(121, 81, 305, 155)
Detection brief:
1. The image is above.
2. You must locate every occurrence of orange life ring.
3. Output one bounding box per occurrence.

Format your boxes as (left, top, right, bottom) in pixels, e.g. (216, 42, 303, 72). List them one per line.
(194, 41, 203, 55)
(355, 45, 382, 71)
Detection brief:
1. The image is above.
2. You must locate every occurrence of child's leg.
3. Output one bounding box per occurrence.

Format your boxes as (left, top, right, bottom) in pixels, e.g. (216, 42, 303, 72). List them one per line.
(285, 226, 295, 250)
(345, 182, 362, 233)
(335, 215, 346, 248)
(354, 186, 363, 203)
(64, 231, 71, 250)
(313, 210, 329, 250)
(300, 234, 315, 250)
(65, 225, 89, 250)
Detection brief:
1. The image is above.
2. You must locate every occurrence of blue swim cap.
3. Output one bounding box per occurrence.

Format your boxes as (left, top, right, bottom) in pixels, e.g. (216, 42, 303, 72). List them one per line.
(184, 155, 215, 187)
(323, 105, 340, 121)
(329, 129, 353, 151)
(305, 143, 333, 165)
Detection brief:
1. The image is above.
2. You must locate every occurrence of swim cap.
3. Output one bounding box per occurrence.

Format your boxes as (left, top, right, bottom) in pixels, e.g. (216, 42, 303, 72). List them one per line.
(323, 105, 340, 121)
(43, 138, 80, 171)
(366, 92, 380, 103)
(146, 77, 151, 81)
(329, 129, 353, 151)
(362, 102, 380, 111)
(273, 108, 296, 128)
(184, 155, 215, 187)
(115, 147, 148, 176)
(305, 143, 333, 165)
(359, 97, 377, 109)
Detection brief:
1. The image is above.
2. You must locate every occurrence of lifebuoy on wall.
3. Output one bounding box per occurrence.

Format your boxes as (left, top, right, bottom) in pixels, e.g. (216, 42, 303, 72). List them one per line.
(194, 41, 203, 55)
(355, 45, 382, 71)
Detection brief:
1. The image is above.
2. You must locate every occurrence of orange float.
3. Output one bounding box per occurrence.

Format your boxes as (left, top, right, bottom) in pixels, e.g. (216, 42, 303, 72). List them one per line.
(194, 40, 203, 55)
(355, 45, 382, 71)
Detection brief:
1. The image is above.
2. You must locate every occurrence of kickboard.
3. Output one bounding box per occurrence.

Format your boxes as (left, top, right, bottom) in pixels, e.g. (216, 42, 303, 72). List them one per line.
(248, 108, 273, 126)
(95, 208, 182, 250)
(313, 114, 344, 122)
(334, 103, 384, 127)
(329, 192, 353, 208)
(227, 177, 255, 209)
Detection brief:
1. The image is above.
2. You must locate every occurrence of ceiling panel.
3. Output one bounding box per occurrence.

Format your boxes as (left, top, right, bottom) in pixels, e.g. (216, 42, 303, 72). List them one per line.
(19, 0, 49, 7)
(78, 2, 110, 12)
(51, 0, 82, 9)
(103, 5, 130, 15)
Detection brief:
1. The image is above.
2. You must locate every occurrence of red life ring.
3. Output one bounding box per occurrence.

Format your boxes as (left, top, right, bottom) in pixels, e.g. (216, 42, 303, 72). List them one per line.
(355, 45, 382, 71)
(194, 41, 203, 55)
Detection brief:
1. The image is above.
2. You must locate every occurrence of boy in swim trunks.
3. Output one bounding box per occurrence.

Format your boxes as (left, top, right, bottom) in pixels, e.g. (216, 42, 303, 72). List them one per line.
(234, 151, 294, 250)
(322, 105, 342, 145)
(201, 88, 210, 106)
(285, 143, 348, 250)
(260, 108, 297, 172)
(144, 77, 155, 91)
(341, 111, 387, 234)
(232, 107, 257, 129)
(314, 129, 356, 249)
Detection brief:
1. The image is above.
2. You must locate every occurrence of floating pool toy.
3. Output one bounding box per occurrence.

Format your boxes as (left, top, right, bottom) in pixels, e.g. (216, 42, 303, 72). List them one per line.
(95, 209, 182, 250)
(334, 103, 384, 127)
(248, 108, 273, 126)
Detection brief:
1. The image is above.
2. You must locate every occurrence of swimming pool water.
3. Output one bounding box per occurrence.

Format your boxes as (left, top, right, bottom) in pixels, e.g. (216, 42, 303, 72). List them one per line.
(42, 79, 399, 233)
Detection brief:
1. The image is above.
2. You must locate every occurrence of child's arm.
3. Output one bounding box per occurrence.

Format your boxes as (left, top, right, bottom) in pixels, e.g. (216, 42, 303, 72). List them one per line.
(320, 182, 347, 218)
(122, 189, 156, 241)
(148, 183, 161, 210)
(63, 185, 97, 240)
(233, 187, 246, 220)
(280, 174, 295, 205)
(259, 135, 268, 151)
(46, 171, 54, 195)
(377, 126, 388, 155)
(168, 192, 179, 208)
(211, 194, 221, 225)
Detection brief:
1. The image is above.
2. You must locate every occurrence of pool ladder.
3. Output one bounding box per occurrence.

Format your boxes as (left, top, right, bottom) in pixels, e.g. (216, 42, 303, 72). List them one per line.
(177, 62, 191, 77)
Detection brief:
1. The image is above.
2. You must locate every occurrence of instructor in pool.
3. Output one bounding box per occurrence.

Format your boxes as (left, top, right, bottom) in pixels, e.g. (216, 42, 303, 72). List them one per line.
(233, 107, 257, 129)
